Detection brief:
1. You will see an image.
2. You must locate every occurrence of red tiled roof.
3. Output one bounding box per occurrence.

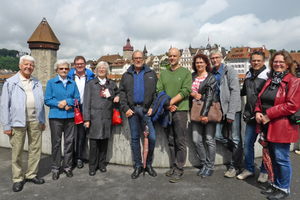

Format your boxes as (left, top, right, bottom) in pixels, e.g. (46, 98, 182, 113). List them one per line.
(226, 47, 270, 60)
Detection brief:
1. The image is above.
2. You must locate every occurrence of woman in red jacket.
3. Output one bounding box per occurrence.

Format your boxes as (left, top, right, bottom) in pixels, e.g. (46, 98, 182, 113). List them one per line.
(255, 50, 300, 200)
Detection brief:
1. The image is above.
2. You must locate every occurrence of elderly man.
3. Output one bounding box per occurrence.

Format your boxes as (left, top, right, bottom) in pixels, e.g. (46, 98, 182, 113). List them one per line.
(1, 55, 46, 192)
(210, 49, 243, 178)
(119, 50, 158, 179)
(237, 51, 269, 182)
(67, 56, 95, 169)
(157, 48, 192, 183)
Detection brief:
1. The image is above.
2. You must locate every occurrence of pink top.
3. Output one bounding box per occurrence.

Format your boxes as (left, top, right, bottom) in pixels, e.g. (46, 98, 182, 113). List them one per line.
(191, 74, 207, 101)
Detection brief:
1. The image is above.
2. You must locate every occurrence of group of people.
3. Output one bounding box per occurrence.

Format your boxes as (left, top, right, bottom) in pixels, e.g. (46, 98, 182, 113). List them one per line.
(1, 48, 299, 200)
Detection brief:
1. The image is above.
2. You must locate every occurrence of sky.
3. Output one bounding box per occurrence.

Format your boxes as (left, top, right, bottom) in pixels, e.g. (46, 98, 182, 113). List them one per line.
(1, 0, 300, 61)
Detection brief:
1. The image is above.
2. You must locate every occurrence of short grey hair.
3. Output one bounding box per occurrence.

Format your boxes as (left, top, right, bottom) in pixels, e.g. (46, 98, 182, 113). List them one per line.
(19, 55, 35, 65)
(95, 61, 110, 75)
(54, 59, 71, 71)
(209, 49, 222, 58)
(132, 50, 144, 60)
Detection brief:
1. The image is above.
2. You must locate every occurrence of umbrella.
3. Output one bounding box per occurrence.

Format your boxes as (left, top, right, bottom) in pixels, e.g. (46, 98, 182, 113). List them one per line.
(257, 124, 274, 183)
(143, 123, 149, 176)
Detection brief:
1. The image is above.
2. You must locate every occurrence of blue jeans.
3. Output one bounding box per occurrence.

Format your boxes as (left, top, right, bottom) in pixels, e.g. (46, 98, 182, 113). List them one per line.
(244, 124, 266, 173)
(215, 112, 243, 168)
(269, 142, 291, 192)
(128, 106, 156, 167)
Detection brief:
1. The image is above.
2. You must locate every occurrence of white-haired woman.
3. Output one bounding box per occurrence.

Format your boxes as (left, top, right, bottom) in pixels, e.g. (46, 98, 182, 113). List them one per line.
(83, 61, 119, 176)
(45, 60, 80, 180)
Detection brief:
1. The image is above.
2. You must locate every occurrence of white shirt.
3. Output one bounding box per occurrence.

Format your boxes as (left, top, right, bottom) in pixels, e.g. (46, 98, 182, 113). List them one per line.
(74, 74, 86, 104)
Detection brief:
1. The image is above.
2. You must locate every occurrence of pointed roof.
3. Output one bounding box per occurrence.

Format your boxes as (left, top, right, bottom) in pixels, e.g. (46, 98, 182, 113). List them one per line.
(143, 45, 148, 54)
(27, 18, 60, 45)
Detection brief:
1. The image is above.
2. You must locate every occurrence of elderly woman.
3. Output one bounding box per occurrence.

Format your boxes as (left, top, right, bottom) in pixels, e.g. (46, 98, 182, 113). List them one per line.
(255, 50, 300, 199)
(83, 61, 119, 176)
(190, 53, 217, 178)
(45, 60, 80, 180)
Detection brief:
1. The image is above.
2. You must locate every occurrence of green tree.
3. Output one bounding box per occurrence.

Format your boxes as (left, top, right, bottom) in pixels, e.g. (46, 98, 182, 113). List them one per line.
(269, 49, 277, 56)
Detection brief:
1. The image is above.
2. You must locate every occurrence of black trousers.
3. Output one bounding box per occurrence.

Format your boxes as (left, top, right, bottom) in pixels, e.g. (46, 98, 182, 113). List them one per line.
(89, 138, 108, 171)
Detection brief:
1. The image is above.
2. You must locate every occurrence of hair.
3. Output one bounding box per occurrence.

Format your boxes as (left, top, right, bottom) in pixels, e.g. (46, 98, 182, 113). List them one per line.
(209, 49, 222, 58)
(132, 50, 144, 60)
(95, 61, 110, 75)
(54, 60, 71, 71)
(74, 55, 86, 64)
(269, 50, 296, 78)
(293, 60, 299, 68)
(250, 51, 265, 61)
(192, 53, 212, 72)
(19, 55, 35, 65)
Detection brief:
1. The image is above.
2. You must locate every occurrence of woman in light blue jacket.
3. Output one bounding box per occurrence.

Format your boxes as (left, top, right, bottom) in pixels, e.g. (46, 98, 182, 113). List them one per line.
(45, 60, 80, 180)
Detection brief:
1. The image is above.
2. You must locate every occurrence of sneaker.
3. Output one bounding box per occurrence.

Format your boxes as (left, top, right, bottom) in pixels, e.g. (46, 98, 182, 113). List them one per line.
(267, 189, 290, 200)
(224, 167, 236, 178)
(237, 169, 254, 180)
(165, 169, 175, 177)
(258, 172, 269, 183)
(295, 150, 300, 155)
(169, 171, 184, 183)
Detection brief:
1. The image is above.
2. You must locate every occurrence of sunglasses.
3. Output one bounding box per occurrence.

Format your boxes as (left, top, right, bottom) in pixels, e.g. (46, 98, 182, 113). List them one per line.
(59, 68, 70, 71)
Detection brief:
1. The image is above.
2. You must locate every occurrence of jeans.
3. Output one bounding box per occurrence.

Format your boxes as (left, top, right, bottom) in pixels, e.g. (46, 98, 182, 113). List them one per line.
(128, 106, 156, 167)
(192, 121, 216, 170)
(215, 112, 243, 169)
(244, 123, 266, 173)
(269, 142, 292, 192)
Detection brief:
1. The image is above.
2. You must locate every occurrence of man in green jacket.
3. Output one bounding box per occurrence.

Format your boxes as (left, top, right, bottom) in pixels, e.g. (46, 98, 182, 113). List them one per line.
(156, 48, 192, 183)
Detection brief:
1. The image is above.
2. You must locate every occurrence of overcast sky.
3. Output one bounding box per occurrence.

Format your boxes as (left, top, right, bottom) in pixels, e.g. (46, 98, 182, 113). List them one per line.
(1, 0, 300, 61)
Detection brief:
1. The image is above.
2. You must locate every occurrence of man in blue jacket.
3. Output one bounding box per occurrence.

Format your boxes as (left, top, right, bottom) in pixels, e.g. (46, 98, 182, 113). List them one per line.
(67, 56, 95, 169)
(119, 50, 158, 179)
(1, 55, 46, 192)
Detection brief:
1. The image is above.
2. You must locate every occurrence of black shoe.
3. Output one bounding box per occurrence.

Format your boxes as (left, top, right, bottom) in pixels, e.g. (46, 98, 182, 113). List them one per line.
(77, 160, 84, 169)
(201, 169, 214, 178)
(267, 189, 290, 200)
(145, 166, 157, 177)
(64, 170, 73, 178)
(169, 170, 184, 183)
(99, 167, 107, 173)
(197, 167, 206, 176)
(89, 170, 96, 176)
(262, 185, 276, 195)
(131, 167, 143, 179)
(26, 176, 45, 184)
(52, 172, 59, 180)
(165, 168, 175, 177)
(12, 181, 24, 192)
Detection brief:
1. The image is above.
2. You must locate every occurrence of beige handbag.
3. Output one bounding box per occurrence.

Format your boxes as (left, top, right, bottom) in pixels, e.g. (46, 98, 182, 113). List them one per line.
(191, 100, 222, 123)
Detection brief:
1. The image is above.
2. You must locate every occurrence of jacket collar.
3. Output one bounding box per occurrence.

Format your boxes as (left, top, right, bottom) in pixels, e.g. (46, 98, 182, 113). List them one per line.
(54, 75, 72, 83)
(12, 72, 39, 89)
(127, 64, 151, 74)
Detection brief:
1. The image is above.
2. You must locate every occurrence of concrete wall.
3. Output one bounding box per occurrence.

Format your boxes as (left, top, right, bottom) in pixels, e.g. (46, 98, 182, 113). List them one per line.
(0, 98, 299, 167)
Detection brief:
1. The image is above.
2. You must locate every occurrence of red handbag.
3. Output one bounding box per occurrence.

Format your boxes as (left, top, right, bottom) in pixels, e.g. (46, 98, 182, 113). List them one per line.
(74, 98, 83, 124)
(112, 108, 122, 126)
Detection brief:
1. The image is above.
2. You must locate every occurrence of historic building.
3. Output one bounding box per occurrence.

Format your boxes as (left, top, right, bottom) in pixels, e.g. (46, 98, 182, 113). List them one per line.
(123, 38, 134, 60)
(27, 17, 60, 87)
(225, 46, 270, 74)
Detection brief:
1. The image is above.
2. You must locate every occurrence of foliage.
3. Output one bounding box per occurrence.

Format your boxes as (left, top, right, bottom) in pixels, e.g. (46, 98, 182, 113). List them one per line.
(269, 49, 277, 56)
(0, 48, 19, 57)
(0, 56, 19, 71)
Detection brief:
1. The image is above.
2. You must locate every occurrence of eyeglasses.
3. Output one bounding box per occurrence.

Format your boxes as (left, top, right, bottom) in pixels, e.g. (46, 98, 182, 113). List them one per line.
(59, 68, 70, 71)
(210, 56, 221, 60)
(75, 63, 85, 66)
(273, 61, 285, 65)
(133, 57, 144, 60)
(251, 60, 263, 63)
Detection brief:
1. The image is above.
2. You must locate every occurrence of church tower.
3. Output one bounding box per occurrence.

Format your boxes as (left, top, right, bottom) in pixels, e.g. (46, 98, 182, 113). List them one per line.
(143, 45, 148, 58)
(123, 38, 134, 60)
(27, 18, 60, 87)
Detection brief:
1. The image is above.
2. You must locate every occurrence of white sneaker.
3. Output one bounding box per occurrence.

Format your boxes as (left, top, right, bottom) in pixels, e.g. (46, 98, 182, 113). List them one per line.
(237, 169, 254, 180)
(224, 167, 236, 178)
(257, 172, 269, 183)
(295, 150, 300, 155)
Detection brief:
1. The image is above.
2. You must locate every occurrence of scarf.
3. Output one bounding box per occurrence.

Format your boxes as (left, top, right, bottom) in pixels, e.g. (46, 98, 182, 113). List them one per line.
(269, 70, 287, 90)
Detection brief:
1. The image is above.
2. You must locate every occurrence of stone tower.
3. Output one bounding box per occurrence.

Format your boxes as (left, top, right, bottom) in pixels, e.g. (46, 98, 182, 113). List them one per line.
(123, 38, 134, 60)
(27, 18, 60, 87)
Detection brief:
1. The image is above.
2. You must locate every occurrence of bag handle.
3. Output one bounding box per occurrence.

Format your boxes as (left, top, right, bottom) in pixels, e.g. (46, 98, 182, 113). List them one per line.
(75, 98, 79, 108)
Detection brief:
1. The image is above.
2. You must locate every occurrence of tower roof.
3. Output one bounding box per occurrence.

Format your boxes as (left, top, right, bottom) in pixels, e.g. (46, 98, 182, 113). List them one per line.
(27, 18, 60, 50)
(123, 38, 133, 51)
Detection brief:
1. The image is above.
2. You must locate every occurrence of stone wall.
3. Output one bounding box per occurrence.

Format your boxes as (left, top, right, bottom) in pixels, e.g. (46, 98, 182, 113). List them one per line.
(0, 98, 299, 167)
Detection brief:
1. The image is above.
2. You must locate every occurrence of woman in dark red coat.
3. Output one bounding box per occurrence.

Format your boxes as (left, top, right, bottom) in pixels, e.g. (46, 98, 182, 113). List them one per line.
(255, 50, 300, 199)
